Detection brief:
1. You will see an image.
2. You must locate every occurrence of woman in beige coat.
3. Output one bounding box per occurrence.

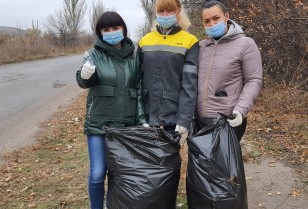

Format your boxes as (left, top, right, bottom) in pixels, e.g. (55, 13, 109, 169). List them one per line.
(196, 0, 263, 140)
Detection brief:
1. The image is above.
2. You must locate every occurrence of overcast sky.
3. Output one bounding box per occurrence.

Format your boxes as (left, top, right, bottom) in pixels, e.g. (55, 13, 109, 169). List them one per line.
(0, 0, 145, 42)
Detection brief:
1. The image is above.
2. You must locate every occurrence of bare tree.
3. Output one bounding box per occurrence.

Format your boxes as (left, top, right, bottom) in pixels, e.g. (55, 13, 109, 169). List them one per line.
(139, 0, 156, 31)
(135, 17, 151, 41)
(26, 20, 41, 45)
(63, 0, 87, 46)
(89, 1, 107, 33)
(45, 0, 87, 48)
(45, 10, 68, 48)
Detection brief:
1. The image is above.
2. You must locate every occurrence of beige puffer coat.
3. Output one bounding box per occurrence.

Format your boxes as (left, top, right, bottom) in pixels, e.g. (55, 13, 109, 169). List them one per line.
(197, 20, 263, 118)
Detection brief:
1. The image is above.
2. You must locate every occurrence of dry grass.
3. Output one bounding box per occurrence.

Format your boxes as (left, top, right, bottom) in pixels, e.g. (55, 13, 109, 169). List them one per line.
(0, 36, 90, 65)
(0, 85, 307, 208)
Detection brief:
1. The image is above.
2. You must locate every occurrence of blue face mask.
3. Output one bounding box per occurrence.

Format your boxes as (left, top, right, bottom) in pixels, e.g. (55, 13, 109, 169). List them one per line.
(102, 30, 124, 45)
(205, 20, 227, 38)
(156, 14, 177, 29)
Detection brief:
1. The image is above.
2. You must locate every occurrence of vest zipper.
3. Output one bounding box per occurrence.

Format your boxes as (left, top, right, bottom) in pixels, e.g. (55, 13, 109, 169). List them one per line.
(87, 96, 93, 121)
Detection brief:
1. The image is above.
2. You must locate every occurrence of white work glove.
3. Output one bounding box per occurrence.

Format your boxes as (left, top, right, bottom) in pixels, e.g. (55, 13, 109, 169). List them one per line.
(142, 123, 150, 127)
(81, 61, 95, 79)
(227, 110, 243, 127)
(175, 125, 188, 135)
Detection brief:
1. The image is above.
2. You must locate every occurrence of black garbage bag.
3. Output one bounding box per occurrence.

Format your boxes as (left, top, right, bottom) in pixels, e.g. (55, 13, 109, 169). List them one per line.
(186, 113, 248, 209)
(104, 127, 181, 209)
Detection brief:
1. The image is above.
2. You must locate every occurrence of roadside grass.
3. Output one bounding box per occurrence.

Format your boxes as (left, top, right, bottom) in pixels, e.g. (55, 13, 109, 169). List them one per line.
(0, 93, 89, 208)
(0, 85, 307, 208)
(0, 35, 90, 65)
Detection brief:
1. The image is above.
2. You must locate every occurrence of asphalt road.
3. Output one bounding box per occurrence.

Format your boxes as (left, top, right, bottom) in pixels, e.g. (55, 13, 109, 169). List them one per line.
(0, 55, 85, 163)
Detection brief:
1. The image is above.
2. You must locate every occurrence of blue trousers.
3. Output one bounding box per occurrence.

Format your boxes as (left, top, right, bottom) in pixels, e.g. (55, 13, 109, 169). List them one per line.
(87, 135, 107, 209)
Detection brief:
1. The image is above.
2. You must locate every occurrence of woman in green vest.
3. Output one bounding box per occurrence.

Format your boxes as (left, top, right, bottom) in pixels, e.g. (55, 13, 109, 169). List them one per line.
(76, 11, 145, 209)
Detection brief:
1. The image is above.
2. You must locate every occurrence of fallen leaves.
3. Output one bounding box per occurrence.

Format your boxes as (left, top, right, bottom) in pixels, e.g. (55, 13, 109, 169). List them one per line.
(268, 160, 276, 167)
(20, 186, 30, 193)
(262, 189, 302, 198)
(245, 86, 308, 165)
(289, 190, 301, 197)
(5, 175, 12, 182)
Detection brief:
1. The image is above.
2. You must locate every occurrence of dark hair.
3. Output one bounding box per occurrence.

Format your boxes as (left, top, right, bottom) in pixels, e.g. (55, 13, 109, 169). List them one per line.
(95, 11, 128, 39)
(202, 0, 229, 14)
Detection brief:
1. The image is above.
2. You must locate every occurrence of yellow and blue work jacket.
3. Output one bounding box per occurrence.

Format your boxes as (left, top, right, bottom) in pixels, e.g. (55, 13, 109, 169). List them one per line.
(138, 25, 199, 129)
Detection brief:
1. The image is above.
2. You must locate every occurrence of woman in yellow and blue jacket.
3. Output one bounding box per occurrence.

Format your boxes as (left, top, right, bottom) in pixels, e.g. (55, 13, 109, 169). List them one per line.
(138, 0, 199, 135)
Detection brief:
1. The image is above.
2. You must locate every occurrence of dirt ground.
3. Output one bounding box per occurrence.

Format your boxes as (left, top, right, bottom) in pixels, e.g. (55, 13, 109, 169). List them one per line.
(178, 139, 307, 209)
(245, 157, 307, 209)
(0, 86, 307, 209)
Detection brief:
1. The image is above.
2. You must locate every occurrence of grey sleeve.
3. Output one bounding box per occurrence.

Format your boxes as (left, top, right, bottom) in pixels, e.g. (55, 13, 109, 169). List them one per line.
(177, 42, 199, 128)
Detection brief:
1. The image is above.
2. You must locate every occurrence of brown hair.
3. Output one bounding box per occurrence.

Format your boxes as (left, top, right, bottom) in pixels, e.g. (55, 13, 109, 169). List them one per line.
(202, 0, 229, 14)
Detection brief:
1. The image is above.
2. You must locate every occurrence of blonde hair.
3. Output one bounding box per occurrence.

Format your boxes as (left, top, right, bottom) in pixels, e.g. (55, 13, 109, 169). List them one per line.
(152, 0, 191, 31)
(156, 0, 181, 12)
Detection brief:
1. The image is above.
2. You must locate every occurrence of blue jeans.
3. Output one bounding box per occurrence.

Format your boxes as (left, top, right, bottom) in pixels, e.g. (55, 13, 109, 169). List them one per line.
(87, 135, 107, 209)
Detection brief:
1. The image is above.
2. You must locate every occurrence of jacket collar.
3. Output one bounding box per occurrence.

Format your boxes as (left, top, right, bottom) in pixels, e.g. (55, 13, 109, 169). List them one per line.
(156, 24, 182, 35)
(94, 37, 135, 61)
